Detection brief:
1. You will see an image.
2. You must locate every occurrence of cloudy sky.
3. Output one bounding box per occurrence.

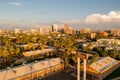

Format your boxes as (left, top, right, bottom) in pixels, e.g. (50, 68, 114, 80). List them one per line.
(0, 0, 120, 30)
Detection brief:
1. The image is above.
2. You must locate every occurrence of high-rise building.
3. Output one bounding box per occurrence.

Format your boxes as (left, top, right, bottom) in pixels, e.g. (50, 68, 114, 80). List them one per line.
(50, 24, 58, 33)
(40, 27, 43, 34)
(53, 24, 58, 32)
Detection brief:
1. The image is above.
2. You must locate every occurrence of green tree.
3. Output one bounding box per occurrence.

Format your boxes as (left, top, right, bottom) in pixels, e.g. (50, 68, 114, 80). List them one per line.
(100, 50, 108, 57)
(109, 50, 118, 59)
(2, 47, 10, 67)
(117, 53, 120, 60)
(55, 35, 76, 69)
(38, 35, 47, 53)
(15, 47, 21, 57)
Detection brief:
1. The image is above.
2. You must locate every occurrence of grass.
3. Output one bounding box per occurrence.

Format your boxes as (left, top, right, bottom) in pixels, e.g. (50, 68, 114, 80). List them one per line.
(13, 61, 22, 67)
(36, 56, 45, 61)
(103, 67, 120, 80)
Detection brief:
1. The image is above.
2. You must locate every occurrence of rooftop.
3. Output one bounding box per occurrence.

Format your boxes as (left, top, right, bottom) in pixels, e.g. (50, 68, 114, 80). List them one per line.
(89, 56, 119, 73)
(0, 58, 62, 80)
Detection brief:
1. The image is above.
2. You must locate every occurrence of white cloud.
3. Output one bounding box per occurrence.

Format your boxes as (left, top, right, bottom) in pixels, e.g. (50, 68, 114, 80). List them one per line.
(8, 2, 22, 6)
(85, 11, 120, 24)
(61, 11, 120, 25)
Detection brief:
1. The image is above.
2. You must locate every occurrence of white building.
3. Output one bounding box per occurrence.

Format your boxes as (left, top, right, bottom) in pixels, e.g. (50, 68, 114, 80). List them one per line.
(53, 24, 58, 33)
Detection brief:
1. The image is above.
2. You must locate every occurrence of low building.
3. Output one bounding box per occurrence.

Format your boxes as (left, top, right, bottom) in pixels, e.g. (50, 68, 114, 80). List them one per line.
(0, 58, 64, 80)
(23, 48, 55, 57)
(86, 57, 120, 80)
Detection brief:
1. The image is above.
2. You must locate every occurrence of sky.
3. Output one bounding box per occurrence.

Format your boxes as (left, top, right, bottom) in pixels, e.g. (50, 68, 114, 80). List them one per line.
(0, 0, 120, 30)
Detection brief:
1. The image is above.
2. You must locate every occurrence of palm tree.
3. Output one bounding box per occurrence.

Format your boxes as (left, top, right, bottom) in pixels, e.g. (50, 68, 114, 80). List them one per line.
(55, 35, 76, 69)
(15, 47, 21, 57)
(64, 37, 76, 69)
(38, 35, 47, 54)
(2, 47, 10, 67)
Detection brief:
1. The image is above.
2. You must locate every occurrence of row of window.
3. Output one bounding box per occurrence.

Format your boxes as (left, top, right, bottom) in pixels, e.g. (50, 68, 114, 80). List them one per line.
(15, 64, 63, 80)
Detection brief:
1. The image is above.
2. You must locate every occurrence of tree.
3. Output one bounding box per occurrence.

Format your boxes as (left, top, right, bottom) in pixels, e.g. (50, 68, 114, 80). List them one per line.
(109, 50, 118, 59)
(38, 35, 47, 53)
(2, 47, 10, 67)
(55, 35, 76, 69)
(100, 50, 108, 57)
(88, 56, 96, 65)
(94, 53, 99, 60)
(15, 47, 21, 57)
(9, 46, 15, 57)
(48, 36, 56, 46)
(117, 54, 120, 60)
(83, 46, 90, 53)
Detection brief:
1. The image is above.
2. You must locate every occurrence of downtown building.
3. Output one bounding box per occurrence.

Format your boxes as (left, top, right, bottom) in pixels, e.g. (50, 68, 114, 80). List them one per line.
(62, 24, 74, 34)
(49, 24, 58, 33)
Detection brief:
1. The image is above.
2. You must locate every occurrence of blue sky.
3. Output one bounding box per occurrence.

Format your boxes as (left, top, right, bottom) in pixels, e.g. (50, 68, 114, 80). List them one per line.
(0, 0, 120, 30)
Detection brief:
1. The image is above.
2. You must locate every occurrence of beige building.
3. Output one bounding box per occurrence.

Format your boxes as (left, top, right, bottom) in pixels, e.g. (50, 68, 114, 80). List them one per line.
(40, 27, 43, 34)
(87, 32, 96, 39)
(63, 24, 74, 34)
(86, 57, 120, 80)
(0, 58, 64, 80)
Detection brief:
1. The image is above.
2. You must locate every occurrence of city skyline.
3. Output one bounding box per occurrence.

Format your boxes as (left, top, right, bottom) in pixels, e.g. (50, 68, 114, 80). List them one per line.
(0, 0, 120, 30)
